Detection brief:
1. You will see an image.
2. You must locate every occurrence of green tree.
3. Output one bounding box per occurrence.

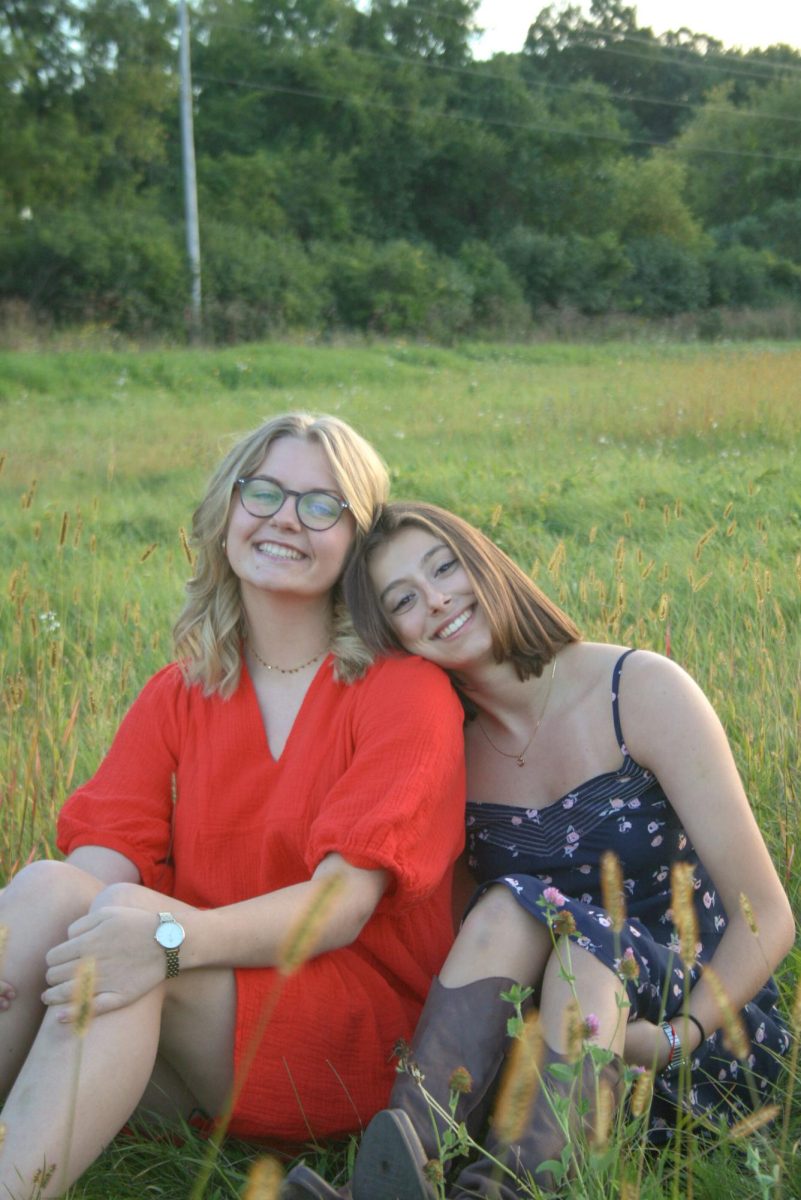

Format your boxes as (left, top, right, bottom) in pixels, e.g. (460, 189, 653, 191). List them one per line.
(674, 75, 801, 228)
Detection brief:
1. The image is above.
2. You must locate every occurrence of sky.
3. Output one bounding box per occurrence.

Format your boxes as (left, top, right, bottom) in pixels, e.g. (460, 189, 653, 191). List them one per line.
(474, 0, 801, 58)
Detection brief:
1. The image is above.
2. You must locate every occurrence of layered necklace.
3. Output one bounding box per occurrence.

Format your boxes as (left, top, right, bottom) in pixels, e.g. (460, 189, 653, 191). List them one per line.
(476, 657, 557, 767)
(248, 640, 328, 675)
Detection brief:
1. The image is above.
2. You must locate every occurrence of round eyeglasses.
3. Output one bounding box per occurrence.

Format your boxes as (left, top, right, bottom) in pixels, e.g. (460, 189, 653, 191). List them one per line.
(236, 476, 350, 531)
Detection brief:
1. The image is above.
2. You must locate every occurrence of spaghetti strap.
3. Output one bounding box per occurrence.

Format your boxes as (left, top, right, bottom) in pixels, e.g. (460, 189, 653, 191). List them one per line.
(611, 649, 637, 753)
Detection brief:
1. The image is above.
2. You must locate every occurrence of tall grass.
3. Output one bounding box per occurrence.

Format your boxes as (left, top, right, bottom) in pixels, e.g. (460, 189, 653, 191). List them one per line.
(1, 339, 799, 1197)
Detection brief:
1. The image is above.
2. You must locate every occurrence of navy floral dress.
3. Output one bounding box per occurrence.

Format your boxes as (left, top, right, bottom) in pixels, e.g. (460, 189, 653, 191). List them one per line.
(464, 649, 790, 1136)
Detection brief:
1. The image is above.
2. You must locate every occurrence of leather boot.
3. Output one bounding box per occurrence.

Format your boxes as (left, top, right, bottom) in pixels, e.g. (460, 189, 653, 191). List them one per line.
(350, 976, 518, 1200)
(449, 1044, 624, 1198)
(280, 1162, 350, 1198)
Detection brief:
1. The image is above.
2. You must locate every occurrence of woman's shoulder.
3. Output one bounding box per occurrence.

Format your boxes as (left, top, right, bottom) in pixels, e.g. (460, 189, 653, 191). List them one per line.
(352, 654, 461, 713)
(569, 641, 684, 686)
(130, 661, 225, 713)
(362, 653, 453, 686)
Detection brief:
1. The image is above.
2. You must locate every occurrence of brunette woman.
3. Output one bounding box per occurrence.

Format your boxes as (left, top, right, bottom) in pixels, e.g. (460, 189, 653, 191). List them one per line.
(285, 499, 793, 1200)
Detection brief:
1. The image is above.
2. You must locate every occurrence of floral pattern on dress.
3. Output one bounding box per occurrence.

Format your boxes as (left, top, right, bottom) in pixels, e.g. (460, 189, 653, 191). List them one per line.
(463, 649, 790, 1138)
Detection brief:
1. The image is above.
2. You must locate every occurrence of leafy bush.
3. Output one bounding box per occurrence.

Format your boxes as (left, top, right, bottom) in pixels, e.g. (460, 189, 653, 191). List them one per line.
(620, 236, 709, 315)
(708, 244, 779, 307)
(499, 227, 631, 315)
(201, 222, 329, 341)
(456, 240, 530, 333)
(0, 204, 186, 334)
(319, 238, 473, 338)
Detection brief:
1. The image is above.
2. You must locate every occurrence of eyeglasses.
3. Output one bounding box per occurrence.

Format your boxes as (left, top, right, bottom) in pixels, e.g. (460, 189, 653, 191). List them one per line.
(236, 476, 350, 531)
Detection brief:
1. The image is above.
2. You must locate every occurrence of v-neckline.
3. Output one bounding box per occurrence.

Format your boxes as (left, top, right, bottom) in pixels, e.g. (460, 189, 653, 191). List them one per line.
(243, 654, 331, 763)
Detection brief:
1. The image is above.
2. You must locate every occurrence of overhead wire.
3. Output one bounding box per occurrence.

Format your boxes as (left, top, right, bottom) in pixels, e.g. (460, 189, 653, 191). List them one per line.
(194, 13, 801, 128)
(190, 69, 801, 164)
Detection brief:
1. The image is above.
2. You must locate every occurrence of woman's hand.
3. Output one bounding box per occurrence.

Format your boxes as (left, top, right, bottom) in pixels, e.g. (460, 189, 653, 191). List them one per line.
(624, 1018, 671, 1073)
(43, 906, 168, 1020)
(0, 980, 16, 1012)
(625, 1016, 705, 1073)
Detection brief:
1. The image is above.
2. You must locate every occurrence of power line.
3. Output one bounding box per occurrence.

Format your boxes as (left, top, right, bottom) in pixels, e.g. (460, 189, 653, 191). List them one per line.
(194, 15, 801, 128)
(536, 25, 801, 77)
(362, 0, 801, 77)
(191, 69, 801, 165)
(522, 32, 801, 83)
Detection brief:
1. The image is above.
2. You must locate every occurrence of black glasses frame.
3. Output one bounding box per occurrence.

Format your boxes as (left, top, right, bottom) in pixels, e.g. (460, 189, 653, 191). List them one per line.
(236, 476, 350, 531)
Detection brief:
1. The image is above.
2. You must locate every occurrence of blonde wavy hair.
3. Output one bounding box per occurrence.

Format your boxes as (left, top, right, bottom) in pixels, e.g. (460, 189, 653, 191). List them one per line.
(173, 413, 389, 696)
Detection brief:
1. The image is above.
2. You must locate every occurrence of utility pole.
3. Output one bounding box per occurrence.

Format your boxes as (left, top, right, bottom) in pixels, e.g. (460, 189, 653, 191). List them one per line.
(179, 0, 202, 344)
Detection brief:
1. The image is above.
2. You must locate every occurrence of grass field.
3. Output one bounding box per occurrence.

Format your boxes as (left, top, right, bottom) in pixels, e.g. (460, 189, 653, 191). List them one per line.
(1, 339, 800, 1198)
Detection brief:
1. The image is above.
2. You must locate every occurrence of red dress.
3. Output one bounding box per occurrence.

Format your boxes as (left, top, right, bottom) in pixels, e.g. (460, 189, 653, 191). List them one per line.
(57, 654, 465, 1141)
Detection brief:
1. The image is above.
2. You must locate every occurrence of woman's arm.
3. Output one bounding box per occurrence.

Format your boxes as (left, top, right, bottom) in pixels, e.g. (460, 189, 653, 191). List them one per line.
(65, 847, 141, 884)
(43, 853, 389, 1015)
(181, 851, 390, 969)
(622, 650, 795, 1052)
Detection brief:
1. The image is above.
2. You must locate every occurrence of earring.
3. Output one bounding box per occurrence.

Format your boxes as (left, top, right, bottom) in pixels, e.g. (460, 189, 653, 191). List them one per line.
(221, 537, 227, 552)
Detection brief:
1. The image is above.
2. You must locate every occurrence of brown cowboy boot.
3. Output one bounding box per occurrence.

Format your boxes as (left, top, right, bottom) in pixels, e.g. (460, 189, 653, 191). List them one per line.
(350, 976, 518, 1200)
(280, 1163, 351, 1199)
(449, 1044, 624, 1198)
(283, 977, 517, 1200)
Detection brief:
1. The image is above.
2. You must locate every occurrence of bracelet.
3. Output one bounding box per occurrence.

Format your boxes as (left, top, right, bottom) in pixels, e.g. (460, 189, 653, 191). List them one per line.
(659, 1021, 685, 1076)
(685, 1013, 707, 1046)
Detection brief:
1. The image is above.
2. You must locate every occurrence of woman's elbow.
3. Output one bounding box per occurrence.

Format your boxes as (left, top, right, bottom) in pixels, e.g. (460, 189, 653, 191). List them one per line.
(776, 898, 796, 961)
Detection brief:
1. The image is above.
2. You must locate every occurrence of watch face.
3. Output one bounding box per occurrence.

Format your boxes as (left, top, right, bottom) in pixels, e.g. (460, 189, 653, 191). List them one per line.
(156, 921, 185, 949)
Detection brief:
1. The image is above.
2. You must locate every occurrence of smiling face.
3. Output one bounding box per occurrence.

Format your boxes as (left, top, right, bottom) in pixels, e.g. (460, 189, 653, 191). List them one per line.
(225, 435, 355, 605)
(368, 525, 493, 670)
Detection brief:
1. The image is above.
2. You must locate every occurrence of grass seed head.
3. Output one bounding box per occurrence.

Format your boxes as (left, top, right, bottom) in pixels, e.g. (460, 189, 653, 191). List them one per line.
(591, 1079, 614, 1149)
(703, 966, 749, 1059)
(278, 873, 345, 976)
(564, 999, 585, 1062)
(72, 957, 96, 1037)
(738, 892, 759, 936)
(729, 1104, 782, 1140)
(241, 1155, 283, 1199)
(492, 1009, 543, 1144)
(670, 862, 698, 968)
(630, 1069, 653, 1118)
(600, 850, 626, 933)
(620, 1170, 641, 1200)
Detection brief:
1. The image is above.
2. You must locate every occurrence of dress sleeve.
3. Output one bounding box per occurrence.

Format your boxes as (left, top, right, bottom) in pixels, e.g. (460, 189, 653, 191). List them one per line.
(56, 664, 185, 891)
(305, 657, 466, 909)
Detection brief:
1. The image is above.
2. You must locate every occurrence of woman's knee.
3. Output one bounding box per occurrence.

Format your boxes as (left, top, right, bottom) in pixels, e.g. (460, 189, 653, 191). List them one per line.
(461, 886, 545, 950)
(4, 859, 102, 913)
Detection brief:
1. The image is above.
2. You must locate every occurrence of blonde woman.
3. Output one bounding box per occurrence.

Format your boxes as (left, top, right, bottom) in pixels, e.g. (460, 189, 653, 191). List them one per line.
(286, 499, 793, 1200)
(0, 422, 465, 1198)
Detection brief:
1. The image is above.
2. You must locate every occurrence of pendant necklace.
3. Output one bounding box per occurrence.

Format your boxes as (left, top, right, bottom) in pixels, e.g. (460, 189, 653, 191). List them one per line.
(476, 656, 557, 767)
(248, 641, 328, 675)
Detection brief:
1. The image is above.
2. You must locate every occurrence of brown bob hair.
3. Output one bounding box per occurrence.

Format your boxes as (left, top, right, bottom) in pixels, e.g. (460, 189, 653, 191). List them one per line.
(344, 500, 580, 682)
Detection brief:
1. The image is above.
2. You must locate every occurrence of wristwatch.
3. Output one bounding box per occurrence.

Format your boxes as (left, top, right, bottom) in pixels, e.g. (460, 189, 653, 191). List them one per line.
(154, 911, 185, 978)
(660, 1021, 685, 1076)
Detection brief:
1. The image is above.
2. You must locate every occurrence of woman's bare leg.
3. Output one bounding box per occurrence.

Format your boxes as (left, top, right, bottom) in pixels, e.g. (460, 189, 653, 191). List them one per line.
(539, 938, 627, 1054)
(439, 886, 627, 1054)
(0, 884, 236, 1200)
(439, 886, 554, 988)
(0, 861, 104, 1093)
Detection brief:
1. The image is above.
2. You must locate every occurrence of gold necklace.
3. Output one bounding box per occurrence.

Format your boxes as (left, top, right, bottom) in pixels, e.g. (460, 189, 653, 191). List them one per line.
(476, 657, 557, 767)
(248, 641, 328, 675)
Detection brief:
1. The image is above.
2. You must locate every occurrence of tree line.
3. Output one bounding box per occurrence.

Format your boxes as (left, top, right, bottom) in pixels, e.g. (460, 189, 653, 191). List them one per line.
(2, 0, 800, 341)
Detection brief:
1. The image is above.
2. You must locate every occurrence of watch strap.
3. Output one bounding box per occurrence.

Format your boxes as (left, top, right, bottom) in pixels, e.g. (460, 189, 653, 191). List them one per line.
(660, 1020, 685, 1075)
(156, 911, 183, 979)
